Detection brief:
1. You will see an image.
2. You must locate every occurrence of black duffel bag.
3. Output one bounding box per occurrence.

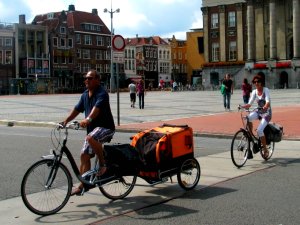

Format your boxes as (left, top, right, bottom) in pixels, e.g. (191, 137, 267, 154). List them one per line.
(264, 122, 283, 143)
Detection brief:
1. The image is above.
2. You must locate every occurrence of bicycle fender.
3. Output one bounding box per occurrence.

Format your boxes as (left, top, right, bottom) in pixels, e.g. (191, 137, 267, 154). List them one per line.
(42, 154, 67, 159)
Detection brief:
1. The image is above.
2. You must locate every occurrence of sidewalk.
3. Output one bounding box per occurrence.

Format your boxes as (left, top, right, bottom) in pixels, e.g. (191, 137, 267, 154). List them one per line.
(117, 105, 300, 140)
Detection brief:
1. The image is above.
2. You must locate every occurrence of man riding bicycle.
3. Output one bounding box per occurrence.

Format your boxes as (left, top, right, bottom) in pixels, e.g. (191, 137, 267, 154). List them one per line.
(63, 70, 115, 196)
(241, 73, 271, 159)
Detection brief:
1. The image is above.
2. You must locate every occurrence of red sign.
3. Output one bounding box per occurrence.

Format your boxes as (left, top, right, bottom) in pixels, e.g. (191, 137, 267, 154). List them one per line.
(112, 35, 125, 51)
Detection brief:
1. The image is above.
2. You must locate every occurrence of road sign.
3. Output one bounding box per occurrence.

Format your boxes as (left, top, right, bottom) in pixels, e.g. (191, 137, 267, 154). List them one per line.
(113, 51, 124, 63)
(112, 35, 126, 51)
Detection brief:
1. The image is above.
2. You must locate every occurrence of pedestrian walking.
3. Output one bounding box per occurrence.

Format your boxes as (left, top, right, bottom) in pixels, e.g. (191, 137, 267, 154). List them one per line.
(128, 81, 136, 108)
(137, 79, 145, 109)
(241, 78, 252, 104)
(222, 73, 233, 111)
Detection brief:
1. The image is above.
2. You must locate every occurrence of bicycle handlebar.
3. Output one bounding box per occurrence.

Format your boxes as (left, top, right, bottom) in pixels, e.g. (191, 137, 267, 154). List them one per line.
(57, 121, 80, 130)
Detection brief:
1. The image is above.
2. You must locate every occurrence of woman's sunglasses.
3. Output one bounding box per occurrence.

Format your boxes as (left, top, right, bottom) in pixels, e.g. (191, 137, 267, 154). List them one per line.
(253, 80, 261, 84)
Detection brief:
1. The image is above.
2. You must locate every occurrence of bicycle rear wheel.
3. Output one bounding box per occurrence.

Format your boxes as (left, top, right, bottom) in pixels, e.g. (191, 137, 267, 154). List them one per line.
(231, 130, 250, 168)
(21, 159, 72, 216)
(177, 158, 201, 190)
(99, 175, 137, 200)
(260, 141, 275, 161)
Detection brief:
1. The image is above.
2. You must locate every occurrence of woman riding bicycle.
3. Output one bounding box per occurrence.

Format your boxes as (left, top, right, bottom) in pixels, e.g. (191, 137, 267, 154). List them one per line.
(241, 72, 271, 158)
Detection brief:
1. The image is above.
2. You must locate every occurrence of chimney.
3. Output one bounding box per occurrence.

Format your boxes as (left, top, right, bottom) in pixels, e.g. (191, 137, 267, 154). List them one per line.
(68, 4, 75, 11)
(92, 9, 98, 15)
(19, 14, 26, 24)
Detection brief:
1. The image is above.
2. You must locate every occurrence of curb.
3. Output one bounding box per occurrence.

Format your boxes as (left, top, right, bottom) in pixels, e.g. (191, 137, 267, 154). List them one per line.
(1, 119, 299, 141)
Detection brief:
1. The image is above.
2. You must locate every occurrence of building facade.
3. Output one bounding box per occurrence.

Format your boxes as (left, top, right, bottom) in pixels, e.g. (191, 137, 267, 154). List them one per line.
(0, 22, 14, 94)
(186, 29, 206, 86)
(201, 0, 300, 89)
(33, 4, 111, 92)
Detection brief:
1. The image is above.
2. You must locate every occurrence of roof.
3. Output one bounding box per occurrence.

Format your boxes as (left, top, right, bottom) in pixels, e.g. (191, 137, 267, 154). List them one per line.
(32, 9, 110, 34)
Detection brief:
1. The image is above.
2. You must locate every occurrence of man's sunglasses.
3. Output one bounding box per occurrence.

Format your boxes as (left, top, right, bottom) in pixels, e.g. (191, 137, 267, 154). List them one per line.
(84, 77, 94, 81)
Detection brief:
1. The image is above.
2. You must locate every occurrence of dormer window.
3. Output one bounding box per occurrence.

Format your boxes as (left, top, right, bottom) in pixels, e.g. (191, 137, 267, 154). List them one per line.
(47, 13, 54, 19)
(60, 27, 66, 34)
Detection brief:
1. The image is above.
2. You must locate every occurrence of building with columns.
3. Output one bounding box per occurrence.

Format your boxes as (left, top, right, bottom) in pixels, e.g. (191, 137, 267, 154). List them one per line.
(201, 0, 300, 89)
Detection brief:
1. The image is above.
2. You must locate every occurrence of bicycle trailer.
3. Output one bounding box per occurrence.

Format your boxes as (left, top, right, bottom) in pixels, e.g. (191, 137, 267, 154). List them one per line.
(130, 123, 194, 181)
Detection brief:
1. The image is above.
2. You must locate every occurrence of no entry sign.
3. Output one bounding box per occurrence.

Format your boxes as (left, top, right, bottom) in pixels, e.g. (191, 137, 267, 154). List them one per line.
(112, 35, 125, 51)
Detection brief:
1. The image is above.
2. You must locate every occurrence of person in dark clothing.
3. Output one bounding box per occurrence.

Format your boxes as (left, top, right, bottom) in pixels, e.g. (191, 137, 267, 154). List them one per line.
(137, 79, 145, 109)
(241, 78, 252, 104)
(222, 73, 233, 111)
(62, 70, 115, 196)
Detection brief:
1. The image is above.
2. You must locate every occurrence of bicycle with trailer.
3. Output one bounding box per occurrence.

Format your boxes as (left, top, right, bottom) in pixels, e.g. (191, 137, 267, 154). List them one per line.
(21, 122, 201, 216)
(230, 105, 283, 168)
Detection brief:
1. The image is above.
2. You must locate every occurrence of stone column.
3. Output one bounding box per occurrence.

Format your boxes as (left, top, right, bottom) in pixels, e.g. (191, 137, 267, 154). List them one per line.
(201, 7, 209, 62)
(219, 5, 226, 61)
(269, 0, 277, 59)
(236, 3, 244, 61)
(247, 0, 255, 61)
(255, 3, 264, 60)
(293, 0, 300, 58)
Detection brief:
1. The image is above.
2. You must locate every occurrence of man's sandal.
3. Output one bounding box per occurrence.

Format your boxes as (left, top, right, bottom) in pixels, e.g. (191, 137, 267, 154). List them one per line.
(96, 164, 107, 176)
(263, 150, 269, 158)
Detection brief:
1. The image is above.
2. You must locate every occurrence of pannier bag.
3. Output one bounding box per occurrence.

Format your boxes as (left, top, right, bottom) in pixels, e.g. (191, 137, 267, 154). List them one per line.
(264, 122, 283, 143)
(130, 124, 194, 178)
(104, 144, 140, 175)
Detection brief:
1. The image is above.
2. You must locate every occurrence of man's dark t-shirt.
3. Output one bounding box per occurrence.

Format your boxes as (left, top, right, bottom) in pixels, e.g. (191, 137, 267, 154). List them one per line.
(75, 86, 115, 133)
(222, 79, 233, 93)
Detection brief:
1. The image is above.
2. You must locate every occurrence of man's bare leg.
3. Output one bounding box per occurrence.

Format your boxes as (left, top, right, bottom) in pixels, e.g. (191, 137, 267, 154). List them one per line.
(86, 135, 107, 175)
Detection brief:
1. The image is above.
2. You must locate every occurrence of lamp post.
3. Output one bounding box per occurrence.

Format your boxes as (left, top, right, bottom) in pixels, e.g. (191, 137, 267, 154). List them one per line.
(104, 3, 120, 93)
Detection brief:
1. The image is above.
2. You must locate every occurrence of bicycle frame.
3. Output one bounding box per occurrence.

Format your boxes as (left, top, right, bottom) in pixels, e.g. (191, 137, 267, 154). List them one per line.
(43, 124, 117, 189)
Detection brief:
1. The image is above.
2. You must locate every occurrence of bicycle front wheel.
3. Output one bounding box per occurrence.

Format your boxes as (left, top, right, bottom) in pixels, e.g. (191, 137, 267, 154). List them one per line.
(231, 130, 250, 168)
(21, 159, 72, 216)
(99, 175, 137, 200)
(260, 141, 275, 161)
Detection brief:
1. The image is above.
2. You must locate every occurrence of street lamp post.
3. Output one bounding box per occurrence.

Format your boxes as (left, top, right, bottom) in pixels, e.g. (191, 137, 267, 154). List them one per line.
(104, 4, 120, 93)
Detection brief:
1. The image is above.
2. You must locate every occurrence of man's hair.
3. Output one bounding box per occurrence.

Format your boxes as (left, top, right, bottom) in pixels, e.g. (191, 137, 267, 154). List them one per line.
(89, 69, 101, 80)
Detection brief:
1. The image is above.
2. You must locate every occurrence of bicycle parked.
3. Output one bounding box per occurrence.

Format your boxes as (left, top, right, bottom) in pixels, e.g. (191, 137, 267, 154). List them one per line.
(230, 106, 283, 168)
(21, 122, 201, 216)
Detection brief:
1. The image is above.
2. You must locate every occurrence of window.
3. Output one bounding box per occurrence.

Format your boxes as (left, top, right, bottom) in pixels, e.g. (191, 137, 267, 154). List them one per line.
(82, 49, 90, 59)
(60, 38, 66, 48)
(77, 63, 81, 72)
(61, 56, 66, 64)
(77, 49, 81, 58)
(76, 34, 81, 44)
(68, 38, 73, 48)
(228, 11, 236, 27)
(5, 38, 12, 46)
(96, 64, 103, 73)
(96, 36, 104, 46)
(0, 38, 2, 46)
(82, 63, 90, 72)
(60, 27, 66, 34)
(0, 50, 2, 64)
(178, 51, 182, 60)
(5, 50, 12, 64)
(96, 50, 102, 60)
(84, 35, 92, 45)
(53, 37, 58, 47)
(211, 13, 219, 28)
(68, 57, 73, 64)
(229, 41, 237, 60)
(211, 42, 219, 62)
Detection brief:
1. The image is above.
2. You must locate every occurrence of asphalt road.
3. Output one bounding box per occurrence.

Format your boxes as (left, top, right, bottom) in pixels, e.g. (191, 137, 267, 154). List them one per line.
(0, 125, 230, 201)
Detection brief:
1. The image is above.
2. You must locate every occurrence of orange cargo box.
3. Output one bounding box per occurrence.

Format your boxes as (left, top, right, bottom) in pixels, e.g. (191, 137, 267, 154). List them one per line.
(131, 124, 194, 165)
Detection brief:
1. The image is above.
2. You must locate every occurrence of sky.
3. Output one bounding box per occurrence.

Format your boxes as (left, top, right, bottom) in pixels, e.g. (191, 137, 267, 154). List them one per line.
(0, 0, 203, 40)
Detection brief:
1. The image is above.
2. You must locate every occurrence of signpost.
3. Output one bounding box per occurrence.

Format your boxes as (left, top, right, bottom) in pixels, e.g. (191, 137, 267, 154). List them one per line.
(112, 35, 125, 126)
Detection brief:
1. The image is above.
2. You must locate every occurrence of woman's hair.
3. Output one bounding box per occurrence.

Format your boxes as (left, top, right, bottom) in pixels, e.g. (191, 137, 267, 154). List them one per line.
(252, 74, 264, 86)
(243, 78, 248, 84)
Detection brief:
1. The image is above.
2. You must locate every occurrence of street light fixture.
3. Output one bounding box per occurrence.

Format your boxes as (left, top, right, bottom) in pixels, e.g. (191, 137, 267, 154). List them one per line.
(104, 4, 120, 93)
